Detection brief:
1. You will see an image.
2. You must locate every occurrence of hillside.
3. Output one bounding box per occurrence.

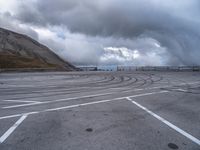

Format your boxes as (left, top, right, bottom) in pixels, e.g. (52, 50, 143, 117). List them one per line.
(0, 27, 75, 71)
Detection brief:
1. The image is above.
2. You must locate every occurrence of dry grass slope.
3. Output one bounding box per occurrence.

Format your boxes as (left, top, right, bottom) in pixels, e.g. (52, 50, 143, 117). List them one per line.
(0, 54, 58, 69)
(0, 27, 76, 71)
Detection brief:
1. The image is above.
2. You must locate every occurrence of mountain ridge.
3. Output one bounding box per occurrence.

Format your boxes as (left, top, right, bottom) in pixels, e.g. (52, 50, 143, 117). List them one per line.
(0, 27, 75, 71)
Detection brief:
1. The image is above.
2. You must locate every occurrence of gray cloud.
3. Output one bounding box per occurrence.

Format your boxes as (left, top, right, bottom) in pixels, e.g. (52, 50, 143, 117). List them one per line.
(1, 0, 200, 66)
(0, 12, 38, 40)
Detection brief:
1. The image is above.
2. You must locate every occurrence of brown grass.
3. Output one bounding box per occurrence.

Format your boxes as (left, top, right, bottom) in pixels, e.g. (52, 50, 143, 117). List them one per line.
(0, 54, 58, 69)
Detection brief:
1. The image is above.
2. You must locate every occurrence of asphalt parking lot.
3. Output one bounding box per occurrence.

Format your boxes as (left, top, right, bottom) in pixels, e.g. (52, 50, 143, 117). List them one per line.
(0, 71, 200, 150)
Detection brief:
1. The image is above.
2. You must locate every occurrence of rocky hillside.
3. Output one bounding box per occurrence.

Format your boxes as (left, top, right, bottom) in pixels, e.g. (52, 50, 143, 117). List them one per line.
(0, 27, 75, 71)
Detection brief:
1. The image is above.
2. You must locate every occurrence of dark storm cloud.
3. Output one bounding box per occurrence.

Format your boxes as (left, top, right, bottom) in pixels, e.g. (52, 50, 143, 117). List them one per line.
(1, 0, 200, 65)
(0, 11, 38, 40)
(16, 0, 199, 35)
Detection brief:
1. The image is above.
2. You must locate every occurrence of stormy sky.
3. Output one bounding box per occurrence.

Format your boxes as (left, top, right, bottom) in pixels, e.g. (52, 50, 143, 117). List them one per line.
(0, 0, 200, 66)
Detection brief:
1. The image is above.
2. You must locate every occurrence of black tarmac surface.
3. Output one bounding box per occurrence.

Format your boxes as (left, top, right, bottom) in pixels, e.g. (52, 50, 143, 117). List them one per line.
(0, 71, 200, 150)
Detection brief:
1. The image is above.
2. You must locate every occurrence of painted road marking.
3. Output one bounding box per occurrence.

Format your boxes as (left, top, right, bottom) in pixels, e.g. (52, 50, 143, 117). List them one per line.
(126, 97, 200, 146)
(2, 81, 200, 109)
(0, 112, 38, 120)
(0, 115, 27, 144)
(3, 92, 114, 109)
(174, 89, 188, 92)
(3, 100, 40, 103)
(3, 90, 168, 109)
(0, 91, 168, 120)
(43, 91, 167, 112)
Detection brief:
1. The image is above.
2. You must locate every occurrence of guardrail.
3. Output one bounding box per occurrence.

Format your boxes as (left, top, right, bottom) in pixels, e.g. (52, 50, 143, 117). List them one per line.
(117, 66, 200, 72)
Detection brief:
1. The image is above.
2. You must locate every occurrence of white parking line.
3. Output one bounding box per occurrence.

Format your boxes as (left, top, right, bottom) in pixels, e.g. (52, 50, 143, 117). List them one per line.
(3, 92, 114, 109)
(0, 91, 168, 120)
(0, 115, 28, 144)
(43, 91, 167, 112)
(43, 98, 124, 112)
(2, 81, 200, 109)
(126, 97, 200, 146)
(0, 112, 38, 120)
(174, 89, 188, 92)
(3, 100, 40, 103)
